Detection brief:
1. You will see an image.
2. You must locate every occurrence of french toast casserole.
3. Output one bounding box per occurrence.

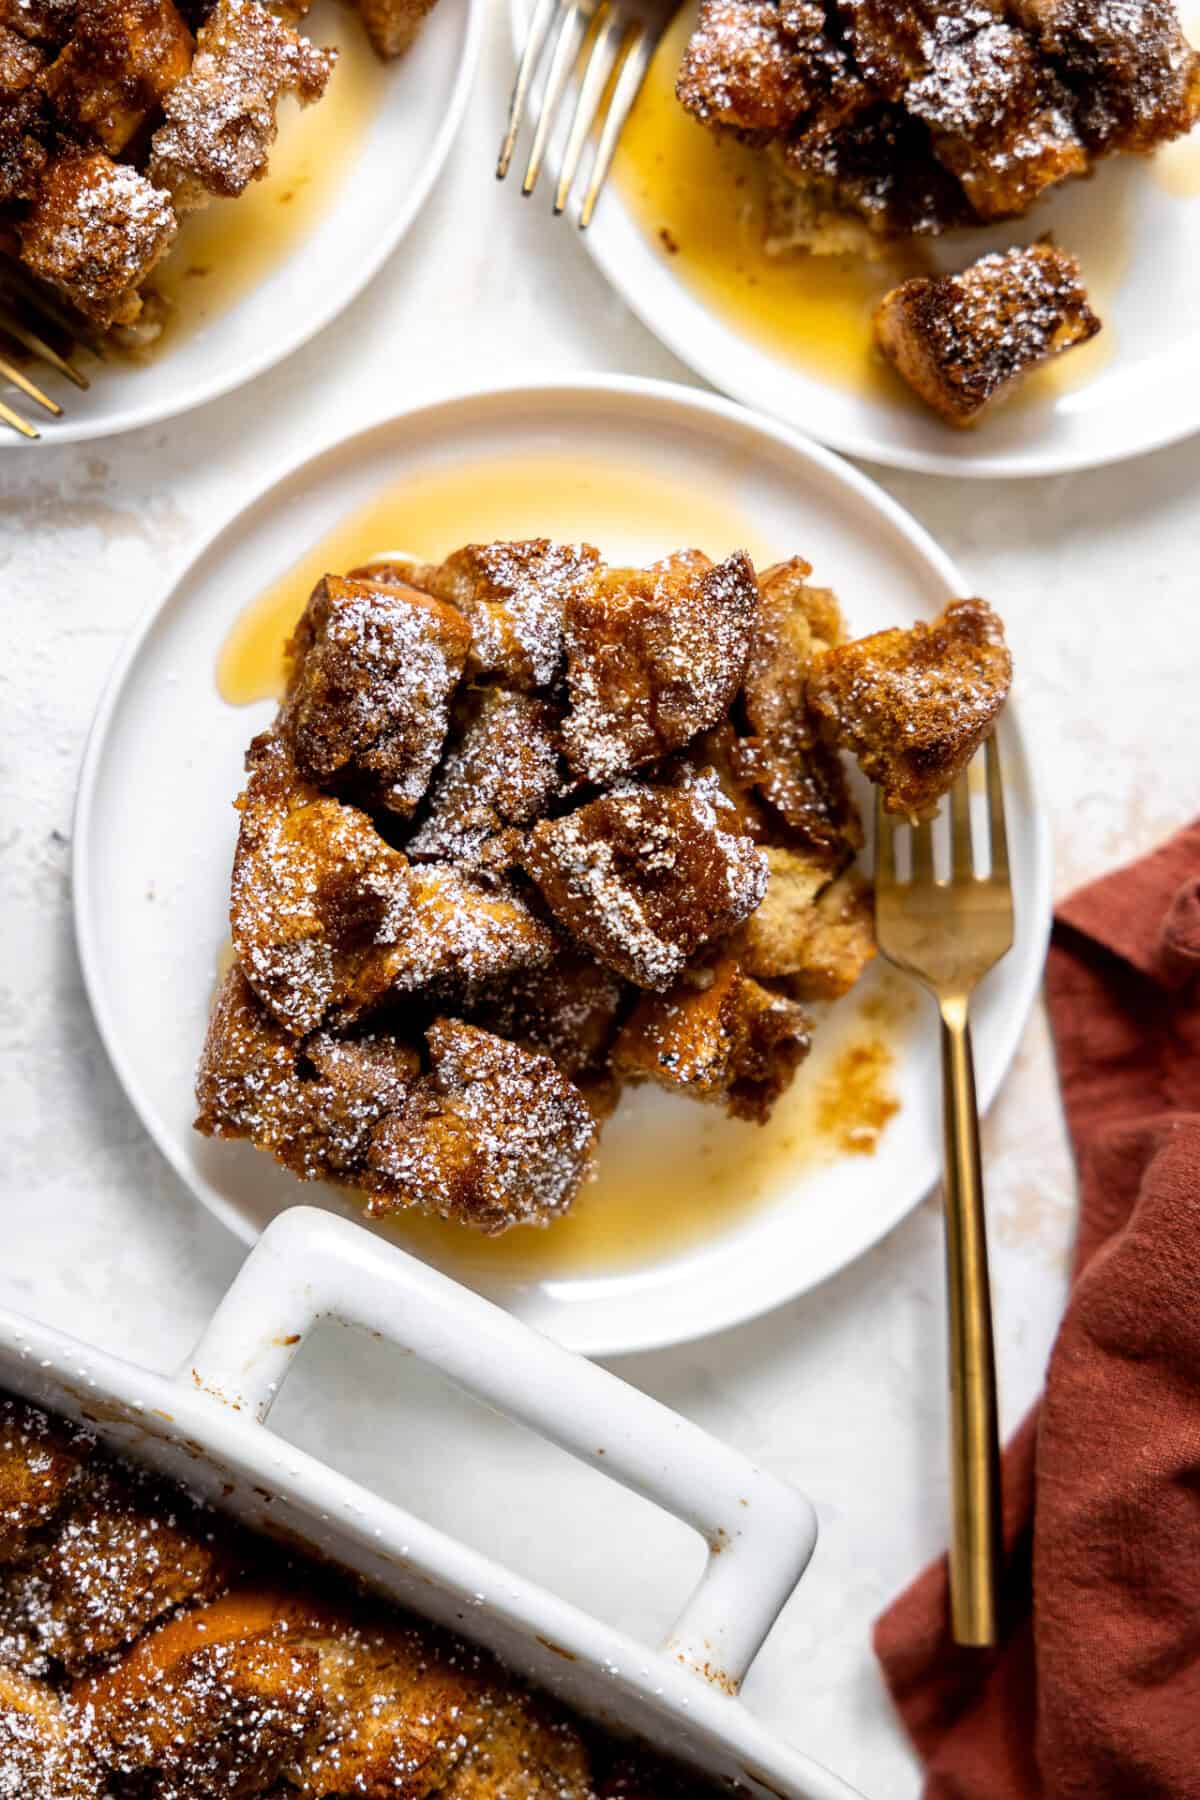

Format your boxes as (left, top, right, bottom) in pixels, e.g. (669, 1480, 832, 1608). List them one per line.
(0, 1388, 720, 1796)
(0, 0, 437, 345)
(195, 540, 1012, 1235)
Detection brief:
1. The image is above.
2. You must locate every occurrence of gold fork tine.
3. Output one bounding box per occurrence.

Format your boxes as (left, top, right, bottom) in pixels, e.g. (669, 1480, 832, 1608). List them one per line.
(0, 349, 61, 417)
(985, 734, 1010, 885)
(497, 0, 559, 180)
(911, 814, 936, 886)
(521, 0, 589, 197)
(0, 395, 38, 439)
(578, 17, 653, 228)
(950, 773, 973, 881)
(0, 302, 90, 389)
(554, 1, 621, 215)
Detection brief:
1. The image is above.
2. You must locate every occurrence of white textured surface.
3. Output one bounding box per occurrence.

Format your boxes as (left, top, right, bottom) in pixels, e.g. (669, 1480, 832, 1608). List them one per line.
(1, 8, 1198, 1794)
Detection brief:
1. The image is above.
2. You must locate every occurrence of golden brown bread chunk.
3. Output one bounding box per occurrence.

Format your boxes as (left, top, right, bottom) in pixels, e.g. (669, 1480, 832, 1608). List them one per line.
(464, 943, 627, 1082)
(771, 103, 972, 248)
(407, 686, 565, 861)
(1, 1462, 239, 1674)
(807, 597, 1011, 817)
(367, 1018, 597, 1232)
(230, 734, 555, 1033)
(75, 1587, 326, 1797)
(0, 1399, 91, 1565)
(393, 541, 600, 691)
(612, 954, 811, 1122)
(874, 244, 1101, 426)
(148, 0, 333, 209)
(676, 0, 865, 133)
(18, 149, 177, 325)
(0, 1666, 106, 1800)
(352, 0, 436, 58)
(281, 574, 471, 816)
(439, 1691, 596, 1800)
(561, 550, 759, 784)
(41, 0, 193, 154)
(0, 18, 44, 79)
(1013, 0, 1200, 151)
(195, 966, 420, 1181)
(523, 778, 768, 990)
(0, 0, 76, 42)
(0, 49, 47, 201)
(739, 861, 876, 998)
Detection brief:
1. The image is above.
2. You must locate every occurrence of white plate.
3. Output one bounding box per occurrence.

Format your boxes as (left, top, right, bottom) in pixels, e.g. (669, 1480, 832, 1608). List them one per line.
(2, 0, 483, 446)
(521, 0, 1200, 479)
(73, 376, 1051, 1354)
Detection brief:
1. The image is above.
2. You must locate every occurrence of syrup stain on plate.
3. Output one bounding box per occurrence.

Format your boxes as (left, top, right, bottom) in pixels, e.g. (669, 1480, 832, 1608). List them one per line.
(611, 2, 1156, 409)
(214, 452, 910, 1278)
(150, 0, 386, 346)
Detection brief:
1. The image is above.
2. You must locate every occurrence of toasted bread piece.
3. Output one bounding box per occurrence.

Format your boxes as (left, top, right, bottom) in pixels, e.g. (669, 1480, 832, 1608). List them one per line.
(676, 0, 865, 133)
(874, 243, 1101, 425)
(148, 0, 333, 209)
(352, 0, 435, 57)
(0, 1666, 106, 1799)
(771, 102, 972, 248)
(524, 778, 768, 990)
(195, 966, 420, 1181)
(1, 1461, 240, 1674)
(0, 0, 75, 43)
(0, 1399, 91, 1565)
(392, 541, 600, 691)
(407, 686, 565, 861)
(439, 1690, 595, 1800)
(42, 0, 193, 153)
(18, 149, 177, 324)
(741, 864, 876, 999)
(561, 550, 759, 784)
(0, 68, 47, 201)
(1013, 0, 1200, 151)
(612, 953, 812, 1122)
(75, 1586, 326, 1795)
(0, 19, 43, 79)
(807, 597, 1011, 817)
(367, 1018, 596, 1231)
(463, 942, 627, 1081)
(281, 574, 471, 816)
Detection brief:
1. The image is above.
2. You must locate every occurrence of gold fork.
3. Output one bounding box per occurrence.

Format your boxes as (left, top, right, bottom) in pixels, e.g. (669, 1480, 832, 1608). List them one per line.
(873, 736, 1014, 1647)
(498, 0, 674, 228)
(0, 259, 94, 440)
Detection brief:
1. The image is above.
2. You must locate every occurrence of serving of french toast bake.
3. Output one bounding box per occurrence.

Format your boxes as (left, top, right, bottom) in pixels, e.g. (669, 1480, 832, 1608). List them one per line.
(196, 538, 1011, 1236)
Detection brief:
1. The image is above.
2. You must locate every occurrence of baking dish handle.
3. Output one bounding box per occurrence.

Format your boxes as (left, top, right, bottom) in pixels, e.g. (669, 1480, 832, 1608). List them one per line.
(180, 1205, 816, 1693)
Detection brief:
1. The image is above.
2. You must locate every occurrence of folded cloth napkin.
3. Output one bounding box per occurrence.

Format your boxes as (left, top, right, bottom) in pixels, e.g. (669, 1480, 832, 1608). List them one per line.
(874, 819, 1200, 1800)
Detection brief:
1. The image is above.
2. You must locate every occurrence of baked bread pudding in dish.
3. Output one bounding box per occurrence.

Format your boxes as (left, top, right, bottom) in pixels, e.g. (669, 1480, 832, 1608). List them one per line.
(0, 1391, 722, 1797)
(196, 542, 1012, 1234)
(0, 0, 438, 343)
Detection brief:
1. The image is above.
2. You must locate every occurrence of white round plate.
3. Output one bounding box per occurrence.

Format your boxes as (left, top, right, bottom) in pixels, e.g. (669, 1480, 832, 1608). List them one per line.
(74, 377, 1051, 1354)
(3, 0, 482, 447)
(516, 0, 1200, 479)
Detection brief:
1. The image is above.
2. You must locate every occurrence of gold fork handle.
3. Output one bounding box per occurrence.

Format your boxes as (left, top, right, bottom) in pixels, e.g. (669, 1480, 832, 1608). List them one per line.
(939, 995, 1002, 1648)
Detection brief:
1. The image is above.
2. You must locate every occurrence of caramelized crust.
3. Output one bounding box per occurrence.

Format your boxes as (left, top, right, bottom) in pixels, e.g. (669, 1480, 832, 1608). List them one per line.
(1014, 0, 1200, 151)
(0, 1666, 106, 1800)
(676, 0, 863, 132)
(281, 574, 471, 816)
(367, 1019, 597, 1232)
(148, 0, 333, 209)
(42, 0, 193, 154)
(439, 1691, 595, 1800)
(561, 550, 759, 784)
(772, 103, 972, 246)
(807, 596, 1012, 817)
(18, 149, 177, 325)
(613, 953, 812, 1122)
(0, 0, 77, 43)
(739, 861, 876, 998)
(524, 778, 768, 990)
(407, 686, 565, 861)
(464, 943, 627, 1081)
(874, 243, 1101, 425)
(0, 1400, 91, 1565)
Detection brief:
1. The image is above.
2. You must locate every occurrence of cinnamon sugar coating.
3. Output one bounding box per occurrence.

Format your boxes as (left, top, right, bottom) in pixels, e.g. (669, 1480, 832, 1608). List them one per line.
(807, 596, 1012, 817)
(201, 541, 1011, 1233)
(0, 1666, 106, 1800)
(18, 148, 177, 324)
(41, 0, 193, 155)
(0, 1401, 91, 1566)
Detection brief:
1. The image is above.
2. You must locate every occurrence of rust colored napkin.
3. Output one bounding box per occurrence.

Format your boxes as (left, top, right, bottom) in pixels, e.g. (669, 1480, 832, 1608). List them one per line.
(874, 819, 1200, 1800)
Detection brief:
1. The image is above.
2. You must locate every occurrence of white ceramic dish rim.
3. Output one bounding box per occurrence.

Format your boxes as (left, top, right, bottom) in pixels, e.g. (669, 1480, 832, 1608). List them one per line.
(0, 1204, 865, 1800)
(508, 0, 1200, 480)
(71, 374, 1053, 1354)
(2, 0, 485, 448)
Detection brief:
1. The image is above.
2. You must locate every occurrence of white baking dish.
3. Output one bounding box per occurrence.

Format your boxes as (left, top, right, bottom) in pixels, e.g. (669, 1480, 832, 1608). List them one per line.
(0, 1206, 864, 1798)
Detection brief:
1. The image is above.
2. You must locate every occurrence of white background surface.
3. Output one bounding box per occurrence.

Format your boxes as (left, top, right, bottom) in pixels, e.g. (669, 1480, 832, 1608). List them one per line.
(1, 7, 1198, 1793)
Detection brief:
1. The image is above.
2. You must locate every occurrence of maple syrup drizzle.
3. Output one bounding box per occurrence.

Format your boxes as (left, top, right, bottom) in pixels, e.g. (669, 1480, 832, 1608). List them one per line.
(149, 1, 386, 348)
(214, 453, 910, 1275)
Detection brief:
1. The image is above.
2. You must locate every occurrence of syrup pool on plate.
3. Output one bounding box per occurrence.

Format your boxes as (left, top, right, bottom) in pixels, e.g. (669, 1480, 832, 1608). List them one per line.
(149, 0, 387, 347)
(215, 449, 913, 1278)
